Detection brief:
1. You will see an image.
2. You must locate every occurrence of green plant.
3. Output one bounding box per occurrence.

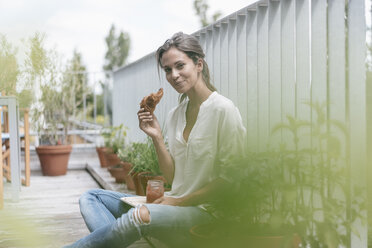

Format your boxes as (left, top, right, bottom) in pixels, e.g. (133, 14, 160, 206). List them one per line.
(210, 102, 365, 247)
(118, 137, 161, 176)
(1, 33, 37, 109)
(100, 124, 127, 154)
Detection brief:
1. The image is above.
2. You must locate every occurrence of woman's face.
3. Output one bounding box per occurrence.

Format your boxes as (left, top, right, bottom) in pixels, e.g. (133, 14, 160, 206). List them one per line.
(160, 47, 202, 94)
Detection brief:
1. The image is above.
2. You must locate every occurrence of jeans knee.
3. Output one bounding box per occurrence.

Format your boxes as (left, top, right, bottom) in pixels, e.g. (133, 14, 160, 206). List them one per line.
(79, 189, 102, 207)
(132, 205, 151, 225)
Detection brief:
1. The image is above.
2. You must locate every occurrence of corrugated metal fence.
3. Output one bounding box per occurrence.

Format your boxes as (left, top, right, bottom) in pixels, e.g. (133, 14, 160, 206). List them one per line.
(113, 0, 369, 245)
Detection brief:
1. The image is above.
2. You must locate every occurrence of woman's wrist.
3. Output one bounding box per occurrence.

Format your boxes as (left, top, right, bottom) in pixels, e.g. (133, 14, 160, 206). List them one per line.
(151, 134, 164, 144)
(176, 195, 191, 206)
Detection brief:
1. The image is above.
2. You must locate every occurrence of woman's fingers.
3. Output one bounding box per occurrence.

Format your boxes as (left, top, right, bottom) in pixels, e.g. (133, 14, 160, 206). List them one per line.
(138, 114, 153, 122)
(152, 197, 164, 204)
(137, 108, 145, 114)
(138, 109, 153, 121)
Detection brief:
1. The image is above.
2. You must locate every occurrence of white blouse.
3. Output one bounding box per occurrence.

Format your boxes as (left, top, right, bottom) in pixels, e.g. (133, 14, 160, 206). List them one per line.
(164, 92, 246, 198)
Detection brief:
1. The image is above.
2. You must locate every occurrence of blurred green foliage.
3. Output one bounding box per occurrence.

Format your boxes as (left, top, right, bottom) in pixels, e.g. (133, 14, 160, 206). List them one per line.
(0, 34, 35, 109)
(0, 209, 49, 247)
(193, 0, 222, 27)
(204, 102, 365, 248)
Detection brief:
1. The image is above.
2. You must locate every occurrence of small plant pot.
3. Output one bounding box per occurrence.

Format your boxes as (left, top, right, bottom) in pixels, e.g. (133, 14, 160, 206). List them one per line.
(104, 149, 121, 166)
(120, 162, 136, 190)
(108, 165, 126, 183)
(96, 147, 109, 167)
(131, 172, 145, 196)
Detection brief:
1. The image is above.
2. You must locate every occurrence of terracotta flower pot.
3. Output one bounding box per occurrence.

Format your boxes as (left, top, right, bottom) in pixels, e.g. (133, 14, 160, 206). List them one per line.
(104, 149, 121, 166)
(131, 172, 145, 196)
(96, 147, 109, 167)
(120, 162, 136, 190)
(36, 145, 72, 176)
(108, 165, 126, 183)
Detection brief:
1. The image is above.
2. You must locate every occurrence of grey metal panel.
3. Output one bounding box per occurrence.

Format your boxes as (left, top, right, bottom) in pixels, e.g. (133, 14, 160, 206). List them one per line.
(205, 29, 214, 77)
(212, 25, 221, 91)
(220, 22, 229, 96)
(268, 0, 282, 146)
(257, 5, 269, 151)
(328, 0, 346, 118)
(199, 32, 207, 55)
(295, 0, 311, 150)
(281, 0, 296, 119)
(237, 13, 248, 128)
(228, 16, 238, 106)
(348, 0, 367, 246)
(246, 10, 259, 152)
(311, 0, 327, 103)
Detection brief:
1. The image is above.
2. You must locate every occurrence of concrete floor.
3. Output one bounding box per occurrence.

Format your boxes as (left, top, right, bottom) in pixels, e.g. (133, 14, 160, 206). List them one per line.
(0, 146, 163, 248)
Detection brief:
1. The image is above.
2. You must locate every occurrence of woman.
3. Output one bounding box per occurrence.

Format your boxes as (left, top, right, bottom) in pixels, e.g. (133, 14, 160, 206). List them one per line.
(65, 32, 246, 248)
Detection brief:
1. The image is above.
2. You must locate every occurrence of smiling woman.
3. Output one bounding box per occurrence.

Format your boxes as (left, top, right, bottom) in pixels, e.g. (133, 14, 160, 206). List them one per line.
(64, 32, 246, 248)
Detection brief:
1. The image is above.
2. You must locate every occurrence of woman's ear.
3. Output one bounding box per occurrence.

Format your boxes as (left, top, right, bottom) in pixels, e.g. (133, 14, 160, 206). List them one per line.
(196, 58, 203, 72)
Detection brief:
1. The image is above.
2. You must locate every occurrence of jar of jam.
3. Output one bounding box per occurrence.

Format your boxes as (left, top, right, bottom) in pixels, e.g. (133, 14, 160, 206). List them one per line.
(146, 179, 164, 203)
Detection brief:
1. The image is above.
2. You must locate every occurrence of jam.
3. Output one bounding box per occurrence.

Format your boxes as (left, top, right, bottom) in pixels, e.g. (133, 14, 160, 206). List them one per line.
(146, 180, 164, 203)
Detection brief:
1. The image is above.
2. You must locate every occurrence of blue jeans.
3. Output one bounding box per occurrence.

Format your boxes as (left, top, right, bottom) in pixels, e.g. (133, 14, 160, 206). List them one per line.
(63, 189, 214, 248)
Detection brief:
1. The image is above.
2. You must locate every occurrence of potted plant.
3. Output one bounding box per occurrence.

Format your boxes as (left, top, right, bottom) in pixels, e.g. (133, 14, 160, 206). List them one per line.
(100, 124, 127, 167)
(29, 33, 86, 176)
(95, 132, 108, 167)
(33, 81, 73, 176)
(190, 102, 364, 248)
(123, 138, 165, 196)
(114, 146, 136, 190)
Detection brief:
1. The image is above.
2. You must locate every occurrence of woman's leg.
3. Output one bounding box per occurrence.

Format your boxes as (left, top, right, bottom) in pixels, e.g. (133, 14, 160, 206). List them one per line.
(141, 204, 214, 247)
(64, 207, 141, 248)
(79, 189, 134, 232)
(65, 202, 213, 248)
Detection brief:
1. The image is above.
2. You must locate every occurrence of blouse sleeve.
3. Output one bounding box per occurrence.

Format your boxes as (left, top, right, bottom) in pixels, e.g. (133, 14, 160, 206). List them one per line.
(215, 105, 247, 182)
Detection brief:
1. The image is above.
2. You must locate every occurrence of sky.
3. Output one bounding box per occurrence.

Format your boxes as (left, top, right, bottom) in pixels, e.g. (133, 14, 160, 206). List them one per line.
(0, 0, 255, 76)
(0, 0, 370, 89)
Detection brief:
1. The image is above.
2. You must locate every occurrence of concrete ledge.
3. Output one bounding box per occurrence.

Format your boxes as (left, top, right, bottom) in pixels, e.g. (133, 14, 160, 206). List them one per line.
(85, 164, 135, 194)
(29, 146, 100, 171)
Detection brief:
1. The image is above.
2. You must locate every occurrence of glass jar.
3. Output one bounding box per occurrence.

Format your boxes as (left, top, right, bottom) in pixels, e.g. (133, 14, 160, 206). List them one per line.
(146, 179, 164, 203)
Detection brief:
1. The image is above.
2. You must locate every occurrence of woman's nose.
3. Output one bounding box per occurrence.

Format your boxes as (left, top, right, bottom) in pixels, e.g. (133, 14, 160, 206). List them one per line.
(171, 69, 179, 80)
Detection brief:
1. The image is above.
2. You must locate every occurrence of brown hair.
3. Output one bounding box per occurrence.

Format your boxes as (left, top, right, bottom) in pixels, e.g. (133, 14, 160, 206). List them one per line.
(156, 32, 216, 103)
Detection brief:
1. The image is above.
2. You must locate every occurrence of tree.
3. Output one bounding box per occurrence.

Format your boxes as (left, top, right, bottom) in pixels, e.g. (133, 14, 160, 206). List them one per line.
(62, 49, 90, 113)
(103, 24, 130, 77)
(0, 35, 19, 95)
(193, 0, 222, 27)
(102, 24, 130, 125)
(0, 33, 37, 108)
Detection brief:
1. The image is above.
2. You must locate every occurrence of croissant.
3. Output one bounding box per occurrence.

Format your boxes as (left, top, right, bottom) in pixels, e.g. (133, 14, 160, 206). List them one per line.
(140, 88, 164, 113)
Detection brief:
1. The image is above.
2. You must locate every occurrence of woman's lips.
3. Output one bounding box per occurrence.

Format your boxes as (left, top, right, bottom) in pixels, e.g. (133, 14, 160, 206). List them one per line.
(174, 81, 183, 87)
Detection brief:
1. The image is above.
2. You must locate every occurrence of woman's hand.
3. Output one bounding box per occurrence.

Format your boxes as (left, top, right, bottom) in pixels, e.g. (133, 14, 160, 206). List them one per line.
(137, 108, 162, 139)
(152, 196, 183, 206)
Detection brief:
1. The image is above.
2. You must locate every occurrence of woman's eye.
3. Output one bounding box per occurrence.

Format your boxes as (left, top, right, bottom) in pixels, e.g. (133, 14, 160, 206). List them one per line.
(164, 68, 171, 73)
(177, 64, 184, 69)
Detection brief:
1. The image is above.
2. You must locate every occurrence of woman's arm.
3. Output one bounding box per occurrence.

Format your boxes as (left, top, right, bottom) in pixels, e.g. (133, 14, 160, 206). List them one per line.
(154, 178, 230, 206)
(151, 134, 174, 184)
(137, 108, 175, 183)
